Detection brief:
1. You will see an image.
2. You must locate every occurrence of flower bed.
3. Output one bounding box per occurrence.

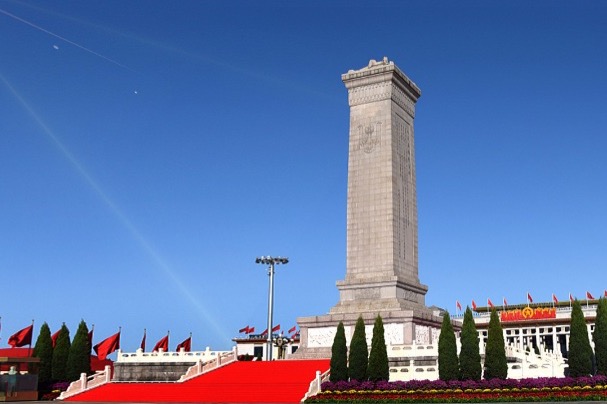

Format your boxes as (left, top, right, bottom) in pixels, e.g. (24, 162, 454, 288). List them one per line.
(305, 376, 607, 403)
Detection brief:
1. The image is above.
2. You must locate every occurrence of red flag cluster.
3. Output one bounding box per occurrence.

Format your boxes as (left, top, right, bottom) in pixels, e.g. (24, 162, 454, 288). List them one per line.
(8, 324, 33, 348)
(93, 332, 120, 361)
(261, 324, 281, 336)
(152, 335, 169, 352)
(238, 325, 255, 334)
(176, 336, 192, 352)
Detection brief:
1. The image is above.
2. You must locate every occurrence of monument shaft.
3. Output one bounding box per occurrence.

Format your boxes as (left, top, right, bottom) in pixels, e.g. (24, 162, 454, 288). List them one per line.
(332, 58, 427, 314)
(294, 58, 440, 359)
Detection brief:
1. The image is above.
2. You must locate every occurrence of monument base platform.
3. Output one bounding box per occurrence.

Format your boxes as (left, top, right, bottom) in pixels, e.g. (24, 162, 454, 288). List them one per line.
(291, 308, 443, 359)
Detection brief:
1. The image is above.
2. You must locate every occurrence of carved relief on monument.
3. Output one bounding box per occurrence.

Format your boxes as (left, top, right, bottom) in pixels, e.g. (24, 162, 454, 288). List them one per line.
(384, 323, 404, 345)
(391, 83, 416, 118)
(353, 287, 381, 300)
(415, 325, 430, 344)
(308, 327, 337, 348)
(353, 121, 382, 154)
(397, 288, 420, 303)
(431, 327, 440, 344)
(348, 82, 392, 106)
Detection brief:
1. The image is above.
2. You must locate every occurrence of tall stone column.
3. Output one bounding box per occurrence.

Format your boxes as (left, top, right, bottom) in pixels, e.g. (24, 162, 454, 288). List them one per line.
(331, 57, 428, 314)
(294, 58, 442, 359)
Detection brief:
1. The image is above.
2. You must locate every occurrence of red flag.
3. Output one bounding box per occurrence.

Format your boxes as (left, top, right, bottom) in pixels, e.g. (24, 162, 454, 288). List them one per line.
(471, 300, 477, 310)
(527, 293, 533, 303)
(503, 297, 508, 307)
(153, 335, 169, 352)
(246, 327, 255, 334)
(8, 325, 33, 348)
(176, 336, 192, 352)
(238, 326, 249, 333)
(93, 332, 120, 361)
(552, 294, 559, 304)
(288, 325, 297, 334)
(51, 329, 61, 348)
(261, 328, 268, 335)
(487, 298, 494, 308)
(587, 291, 595, 300)
(140, 329, 146, 352)
(271, 324, 280, 333)
(604, 290, 607, 298)
(456, 300, 462, 311)
(569, 293, 574, 302)
(290, 331, 300, 339)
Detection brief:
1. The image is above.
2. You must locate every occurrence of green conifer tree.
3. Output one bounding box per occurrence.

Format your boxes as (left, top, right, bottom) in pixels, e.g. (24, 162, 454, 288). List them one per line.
(594, 298, 607, 375)
(33, 322, 54, 386)
(348, 316, 368, 381)
(367, 315, 389, 382)
(52, 323, 71, 381)
(438, 311, 459, 381)
(330, 321, 348, 382)
(459, 306, 482, 380)
(568, 299, 593, 377)
(484, 309, 508, 379)
(66, 320, 91, 381)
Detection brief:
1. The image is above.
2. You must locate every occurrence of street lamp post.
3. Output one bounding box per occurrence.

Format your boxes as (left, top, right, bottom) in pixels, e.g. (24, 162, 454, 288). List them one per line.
(255, 255, 289, 361)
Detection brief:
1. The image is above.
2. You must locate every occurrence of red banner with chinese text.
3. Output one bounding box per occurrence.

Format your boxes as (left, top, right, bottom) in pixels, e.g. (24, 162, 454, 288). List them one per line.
(500, 306, 556, 322)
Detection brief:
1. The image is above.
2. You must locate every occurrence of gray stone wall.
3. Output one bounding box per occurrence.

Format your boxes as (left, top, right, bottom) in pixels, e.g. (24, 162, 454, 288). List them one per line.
(113, 362, 193, 382)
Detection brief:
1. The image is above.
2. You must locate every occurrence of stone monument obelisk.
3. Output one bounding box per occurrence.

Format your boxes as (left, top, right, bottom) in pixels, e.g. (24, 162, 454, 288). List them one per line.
(295, 58, 442, 359)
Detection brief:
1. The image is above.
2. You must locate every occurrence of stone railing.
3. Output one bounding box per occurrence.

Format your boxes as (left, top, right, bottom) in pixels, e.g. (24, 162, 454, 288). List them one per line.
(177, 347, 237, 382)
(389, 365, 438, 382)
(301, 368, 330, 402)
(57, 365, 112, 400)
(116, 347, 231, 363)
(57, 347, 238, 400)
(388, 342, 437, 358)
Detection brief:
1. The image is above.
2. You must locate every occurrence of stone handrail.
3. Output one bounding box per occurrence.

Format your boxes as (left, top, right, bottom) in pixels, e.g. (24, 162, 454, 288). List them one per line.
(58, 348, 239, 400)
(301, 368, 330, 402)
(117, 347, 231, 363)
(57, 365, 112, 400)
(388, 343, 437, 358)
(177, 347, 237, 382)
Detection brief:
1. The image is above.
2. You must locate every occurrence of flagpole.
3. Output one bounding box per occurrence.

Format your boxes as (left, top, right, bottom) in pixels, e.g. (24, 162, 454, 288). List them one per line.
(569, 293, 572, 309)
(28, 319, 34, 357)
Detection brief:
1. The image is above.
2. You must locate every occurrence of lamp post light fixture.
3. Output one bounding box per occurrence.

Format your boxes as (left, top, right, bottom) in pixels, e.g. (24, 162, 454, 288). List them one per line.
(255, 255, 289, 360)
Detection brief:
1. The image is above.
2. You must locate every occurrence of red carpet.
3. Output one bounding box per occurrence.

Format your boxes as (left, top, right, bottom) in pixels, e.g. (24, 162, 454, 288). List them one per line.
(64, 359, 330, 403)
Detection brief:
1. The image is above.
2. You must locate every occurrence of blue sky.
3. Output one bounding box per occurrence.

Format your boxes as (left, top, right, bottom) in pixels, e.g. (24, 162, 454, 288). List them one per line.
(1, 1, 605, 353)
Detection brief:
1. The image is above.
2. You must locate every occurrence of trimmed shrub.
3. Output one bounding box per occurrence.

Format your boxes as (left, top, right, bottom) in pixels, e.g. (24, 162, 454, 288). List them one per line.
(52, 323, 71, 381)
(594, 298, 607, 375)
(33, 322, 53, 386)
(484, 308, 508, 379)
(459, 306, 481, 380)
(568, 299, 593, 377)
(367, 315, 389, 381)
(66, 320, 91, 381)
(330, 321, 348, 382)
(438, 311, 459, 381)
(348, 316, 368, 381)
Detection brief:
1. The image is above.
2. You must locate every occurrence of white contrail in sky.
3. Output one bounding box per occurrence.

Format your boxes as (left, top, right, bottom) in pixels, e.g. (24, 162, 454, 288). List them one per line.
(0, 7, 134, 72)
(0, 73, 229, 343)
